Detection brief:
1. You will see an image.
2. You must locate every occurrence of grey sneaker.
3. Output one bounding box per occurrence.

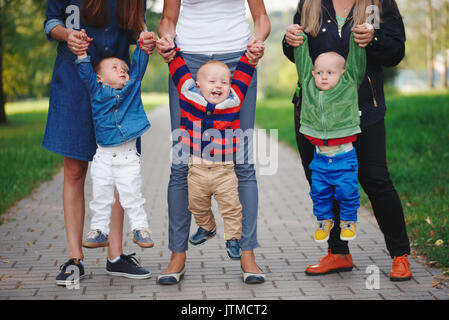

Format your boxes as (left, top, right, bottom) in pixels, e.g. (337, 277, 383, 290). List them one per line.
(82, 229, 109, 248)
(133, 228, 154, 248)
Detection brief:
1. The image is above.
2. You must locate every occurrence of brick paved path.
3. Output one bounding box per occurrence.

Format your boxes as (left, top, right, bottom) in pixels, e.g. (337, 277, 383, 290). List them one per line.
(1, 106, 448, 300)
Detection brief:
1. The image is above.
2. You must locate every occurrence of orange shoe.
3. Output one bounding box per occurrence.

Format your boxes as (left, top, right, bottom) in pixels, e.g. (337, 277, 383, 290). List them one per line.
(305, 250, 353, 275)
(390, 254, 412, 281)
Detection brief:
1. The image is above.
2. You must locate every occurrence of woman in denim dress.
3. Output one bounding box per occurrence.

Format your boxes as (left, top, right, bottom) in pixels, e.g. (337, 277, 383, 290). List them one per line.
(43, 0, 156, 286)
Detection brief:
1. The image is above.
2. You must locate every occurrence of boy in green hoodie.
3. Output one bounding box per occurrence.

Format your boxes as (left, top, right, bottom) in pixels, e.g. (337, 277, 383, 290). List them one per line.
(294, 28, 367, 244)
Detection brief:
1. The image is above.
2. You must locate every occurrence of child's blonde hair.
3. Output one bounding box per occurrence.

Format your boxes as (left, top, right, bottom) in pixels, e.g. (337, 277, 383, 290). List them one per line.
(197, 60, 230, 80)
(94, 57, 129, 74)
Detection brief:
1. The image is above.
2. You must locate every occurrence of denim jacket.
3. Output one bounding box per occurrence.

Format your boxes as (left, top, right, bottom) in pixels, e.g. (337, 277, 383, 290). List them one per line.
(75, 43, 151, 147)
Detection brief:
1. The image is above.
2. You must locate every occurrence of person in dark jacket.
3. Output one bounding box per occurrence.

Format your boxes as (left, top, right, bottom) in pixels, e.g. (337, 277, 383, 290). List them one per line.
(282, 0, 412, 281)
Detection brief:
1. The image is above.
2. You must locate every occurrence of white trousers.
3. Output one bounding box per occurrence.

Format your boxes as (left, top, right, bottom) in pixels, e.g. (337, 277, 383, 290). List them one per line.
(89, 141, 149, 234)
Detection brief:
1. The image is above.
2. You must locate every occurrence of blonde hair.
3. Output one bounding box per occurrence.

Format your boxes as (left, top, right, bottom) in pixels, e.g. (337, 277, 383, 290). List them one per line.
(299, 0, 381, 37)
(197, 60, 231, 80)
(94, 57, 129, 75)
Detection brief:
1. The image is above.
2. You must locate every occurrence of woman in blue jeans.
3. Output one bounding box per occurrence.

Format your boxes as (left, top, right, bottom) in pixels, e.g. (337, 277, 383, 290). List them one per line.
(156, 0, 270, 284)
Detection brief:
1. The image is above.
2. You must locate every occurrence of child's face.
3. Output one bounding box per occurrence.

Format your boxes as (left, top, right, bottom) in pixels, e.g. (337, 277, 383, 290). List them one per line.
(97, 58, 130, 89)
(312, 52, 346, 91)
(196, 63, 232, 105)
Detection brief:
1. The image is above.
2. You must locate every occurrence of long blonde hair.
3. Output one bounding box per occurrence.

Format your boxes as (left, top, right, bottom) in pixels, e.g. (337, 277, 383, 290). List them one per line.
(300, 0, 381, 37)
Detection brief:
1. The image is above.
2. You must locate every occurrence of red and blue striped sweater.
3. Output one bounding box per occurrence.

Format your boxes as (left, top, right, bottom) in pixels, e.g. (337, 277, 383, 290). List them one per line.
(169, 50, 255, 162)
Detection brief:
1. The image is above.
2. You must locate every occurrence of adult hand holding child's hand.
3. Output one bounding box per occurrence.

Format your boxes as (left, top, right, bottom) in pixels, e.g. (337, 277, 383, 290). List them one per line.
(156, 35, 176, 63)
(68, 28, 92, 56)
(139, 31, 157, 55)
(352, 23, 374, 48)
(246, 38, 265, 66)
(285, 24, 304, 47)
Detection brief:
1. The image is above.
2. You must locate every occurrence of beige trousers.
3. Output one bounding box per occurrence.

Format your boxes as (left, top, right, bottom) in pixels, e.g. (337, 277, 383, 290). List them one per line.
(188, 162, 242, 240)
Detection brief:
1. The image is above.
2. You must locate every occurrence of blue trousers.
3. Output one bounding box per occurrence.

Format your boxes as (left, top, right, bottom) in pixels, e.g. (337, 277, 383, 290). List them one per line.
(309, 148, 360, 222)
(167, 51, 259, 252)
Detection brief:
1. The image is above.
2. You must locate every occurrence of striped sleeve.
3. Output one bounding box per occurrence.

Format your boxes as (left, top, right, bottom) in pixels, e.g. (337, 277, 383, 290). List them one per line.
(231, 54, 256, 104)
(168, 49, 193, 94)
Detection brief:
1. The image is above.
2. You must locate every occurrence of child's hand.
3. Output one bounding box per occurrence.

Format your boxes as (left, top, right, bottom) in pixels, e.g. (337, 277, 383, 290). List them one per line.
(138, 31, 157, 55)
(352, 23, 374, 48)
(156, 35, 176, 63)
(75, 29, 92, 58)
(246, 38, 265, 66)
(285, 24, 304, 47)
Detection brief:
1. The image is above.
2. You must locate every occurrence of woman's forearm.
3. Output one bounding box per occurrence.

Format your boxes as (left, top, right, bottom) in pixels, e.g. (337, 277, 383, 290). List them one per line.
(157, 0, 180, 39)
(49, 24, 71, 42)
(253, 13, 271, 42)
(157, 17, 177, 40)
(248, 0, 271, 41)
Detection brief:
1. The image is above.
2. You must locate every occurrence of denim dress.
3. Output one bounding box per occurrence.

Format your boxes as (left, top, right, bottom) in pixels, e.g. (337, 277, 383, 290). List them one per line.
(42, 0, 145, 161)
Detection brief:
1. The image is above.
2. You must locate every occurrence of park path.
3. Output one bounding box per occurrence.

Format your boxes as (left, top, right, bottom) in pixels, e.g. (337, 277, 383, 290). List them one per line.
(0, 105, 448, 300)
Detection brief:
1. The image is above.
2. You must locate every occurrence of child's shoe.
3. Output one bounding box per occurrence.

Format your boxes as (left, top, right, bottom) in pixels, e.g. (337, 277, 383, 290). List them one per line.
(314, 219, 334, 243)
(226, 239, 242, 260)
(340, 221, 356, 241)
(133, 228, 154, 248)
(82, 229, 109, 248)
(189, 227, 216, 246)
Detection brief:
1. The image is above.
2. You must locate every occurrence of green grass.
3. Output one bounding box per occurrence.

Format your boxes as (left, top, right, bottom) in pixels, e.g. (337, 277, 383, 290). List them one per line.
(0, 112, 62, 216)
(255, 92, 449, 268)
(0, 94, 168, 218)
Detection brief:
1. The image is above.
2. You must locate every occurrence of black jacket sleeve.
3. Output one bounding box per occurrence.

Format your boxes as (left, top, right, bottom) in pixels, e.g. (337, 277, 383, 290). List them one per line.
(282, 1, 303, 63)
(366, 0, 406, 67)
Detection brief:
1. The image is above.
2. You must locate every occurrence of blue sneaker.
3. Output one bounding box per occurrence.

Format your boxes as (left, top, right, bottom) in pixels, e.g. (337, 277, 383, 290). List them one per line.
(106, 253, 151, 279)
(56, 258, 85, 287)
(82, 229, 109, 248)
(133, 228, 154, 248)
(189, 227, 216, 246)
(226, 239, 242, 260)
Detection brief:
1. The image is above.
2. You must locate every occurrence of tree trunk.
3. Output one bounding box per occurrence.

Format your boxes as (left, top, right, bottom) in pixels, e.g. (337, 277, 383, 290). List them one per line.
(426, 0, 435, 89)
(0, 3, 7, 125)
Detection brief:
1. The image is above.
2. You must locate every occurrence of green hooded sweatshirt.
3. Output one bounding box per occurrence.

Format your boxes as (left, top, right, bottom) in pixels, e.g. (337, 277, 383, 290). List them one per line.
(294, 32, 366, 140)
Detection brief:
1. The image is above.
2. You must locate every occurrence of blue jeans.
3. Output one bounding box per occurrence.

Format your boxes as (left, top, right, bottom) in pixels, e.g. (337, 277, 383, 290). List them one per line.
(167, 51, 259, 252)
(309, 148, 360, 222)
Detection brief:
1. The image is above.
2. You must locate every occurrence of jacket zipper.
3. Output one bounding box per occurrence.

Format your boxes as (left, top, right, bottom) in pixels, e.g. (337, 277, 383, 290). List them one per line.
(367, 76, 378, 107)
(321, 5, 353, 38)
(319, 91, 327, 137)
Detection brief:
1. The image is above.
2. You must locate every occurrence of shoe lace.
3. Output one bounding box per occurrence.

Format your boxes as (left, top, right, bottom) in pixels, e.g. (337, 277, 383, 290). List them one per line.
(59, 258, 78, 271)
(318, 251, 335, 263)
(228, 239, 240, 248)
(136, 228, 151, 238)
(86, 229, 100, 239)
(122, 253, 141, 267)
(341, 222, 355, 229)
(393, 254, 409, 267)
(318, 220, 332, 230)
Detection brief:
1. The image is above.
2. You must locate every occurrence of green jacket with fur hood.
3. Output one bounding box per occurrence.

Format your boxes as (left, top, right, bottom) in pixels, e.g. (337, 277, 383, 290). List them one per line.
(294, 32, 366, 140)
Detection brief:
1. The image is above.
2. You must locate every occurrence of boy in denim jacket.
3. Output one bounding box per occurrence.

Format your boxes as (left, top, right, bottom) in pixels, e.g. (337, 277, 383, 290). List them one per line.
(75, 29, 153, 253)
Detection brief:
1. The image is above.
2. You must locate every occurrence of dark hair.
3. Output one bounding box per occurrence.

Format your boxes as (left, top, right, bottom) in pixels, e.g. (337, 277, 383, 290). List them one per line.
(81, 0, 146, 34)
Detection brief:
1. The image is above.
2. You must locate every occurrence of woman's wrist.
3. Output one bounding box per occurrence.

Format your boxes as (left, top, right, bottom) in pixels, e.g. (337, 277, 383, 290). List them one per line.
(49, 25, 71, 43)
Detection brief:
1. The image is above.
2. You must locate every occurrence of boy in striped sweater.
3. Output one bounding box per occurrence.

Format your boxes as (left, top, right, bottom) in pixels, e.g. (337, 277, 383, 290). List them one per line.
(164, 43, 261, 260)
